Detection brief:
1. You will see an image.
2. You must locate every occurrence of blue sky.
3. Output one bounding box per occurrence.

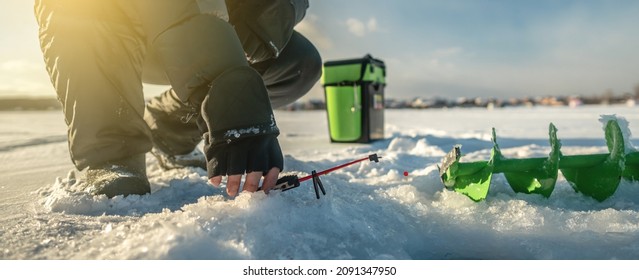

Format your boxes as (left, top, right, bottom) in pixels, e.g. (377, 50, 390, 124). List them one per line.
(2, 0, 639, 100)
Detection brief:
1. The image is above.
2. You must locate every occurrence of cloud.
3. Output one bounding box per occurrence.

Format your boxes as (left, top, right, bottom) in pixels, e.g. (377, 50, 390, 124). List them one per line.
(346, 17, 378, 37)
(295, 14, 333, 50)
(367, 18, 378, 32)
(346, 18, 366, 37)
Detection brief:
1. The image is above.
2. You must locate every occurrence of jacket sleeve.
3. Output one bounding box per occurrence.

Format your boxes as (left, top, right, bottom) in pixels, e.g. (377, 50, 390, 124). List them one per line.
(291, 0, 310, 25)
(225, 0, 310, 63)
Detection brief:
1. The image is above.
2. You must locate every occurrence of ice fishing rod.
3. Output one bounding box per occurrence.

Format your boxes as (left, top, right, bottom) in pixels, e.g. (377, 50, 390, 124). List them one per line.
(268, 153, 382, 199)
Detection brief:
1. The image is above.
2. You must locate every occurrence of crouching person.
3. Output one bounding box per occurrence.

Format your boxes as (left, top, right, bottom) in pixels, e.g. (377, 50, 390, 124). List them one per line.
(35, 0, 319, 198)
(142, 0, 321, 196)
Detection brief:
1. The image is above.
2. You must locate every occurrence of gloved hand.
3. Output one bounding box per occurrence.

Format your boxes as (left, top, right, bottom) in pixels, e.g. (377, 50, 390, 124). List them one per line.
(207, 134, 283, 196)
(200, 66, 283, 196)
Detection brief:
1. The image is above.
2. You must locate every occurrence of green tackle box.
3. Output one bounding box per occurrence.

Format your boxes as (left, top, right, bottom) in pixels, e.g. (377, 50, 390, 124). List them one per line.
(322, 54, 386, 143)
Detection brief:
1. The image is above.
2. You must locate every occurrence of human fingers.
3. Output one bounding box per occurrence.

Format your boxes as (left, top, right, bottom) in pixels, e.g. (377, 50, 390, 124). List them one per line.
(260, 167, 280, 194)
(243, 171, 263, 193)
(226, 174, 242, 197)
(209, 176, 222, 187)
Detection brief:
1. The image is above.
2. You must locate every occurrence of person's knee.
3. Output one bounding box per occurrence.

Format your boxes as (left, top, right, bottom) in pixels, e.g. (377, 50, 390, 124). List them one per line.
(152, 14, 247, 103)
(253, 31, 322, 108)
(302, 42, 322, 87)
(284, 37, 321, 105)
(292, 32, 322, 87)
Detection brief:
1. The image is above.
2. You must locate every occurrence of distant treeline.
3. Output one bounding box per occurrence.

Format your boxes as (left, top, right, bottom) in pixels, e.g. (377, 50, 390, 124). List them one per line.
(2, 93, 637, 112)
(0, 97, 61, 111)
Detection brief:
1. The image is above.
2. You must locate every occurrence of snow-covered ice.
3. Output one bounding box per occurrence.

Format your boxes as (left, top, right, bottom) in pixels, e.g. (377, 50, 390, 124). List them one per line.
(1, 105, 639, 260)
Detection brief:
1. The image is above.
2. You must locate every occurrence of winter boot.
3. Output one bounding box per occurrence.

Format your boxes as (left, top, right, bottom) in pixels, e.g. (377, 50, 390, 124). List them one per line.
(150, 146, 207, 170)
(145, 89, 207, 170)
(85, 154, 150, 198)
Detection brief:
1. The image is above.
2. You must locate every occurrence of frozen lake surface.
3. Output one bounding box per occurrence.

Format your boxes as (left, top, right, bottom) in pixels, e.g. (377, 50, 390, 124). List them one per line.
(1, 105, 638, 260)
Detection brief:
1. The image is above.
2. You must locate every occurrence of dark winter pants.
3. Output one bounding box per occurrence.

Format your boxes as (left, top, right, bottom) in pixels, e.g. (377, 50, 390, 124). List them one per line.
(144, 31, 322, 156)
(35, 0, 251, 169)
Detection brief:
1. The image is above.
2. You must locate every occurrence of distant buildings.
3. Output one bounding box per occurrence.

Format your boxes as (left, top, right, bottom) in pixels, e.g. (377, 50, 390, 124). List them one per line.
(279, 92, 637, 111)
(0, 91, 637, 111)
(0, 98, 61, 111)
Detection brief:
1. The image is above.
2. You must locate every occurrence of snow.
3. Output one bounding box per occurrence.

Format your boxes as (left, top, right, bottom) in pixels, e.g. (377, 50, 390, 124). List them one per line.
(1, 105, 639, 261)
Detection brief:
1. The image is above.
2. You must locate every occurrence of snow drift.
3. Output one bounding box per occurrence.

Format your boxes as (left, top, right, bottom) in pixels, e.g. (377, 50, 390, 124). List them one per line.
(1, 105, 639, 259)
